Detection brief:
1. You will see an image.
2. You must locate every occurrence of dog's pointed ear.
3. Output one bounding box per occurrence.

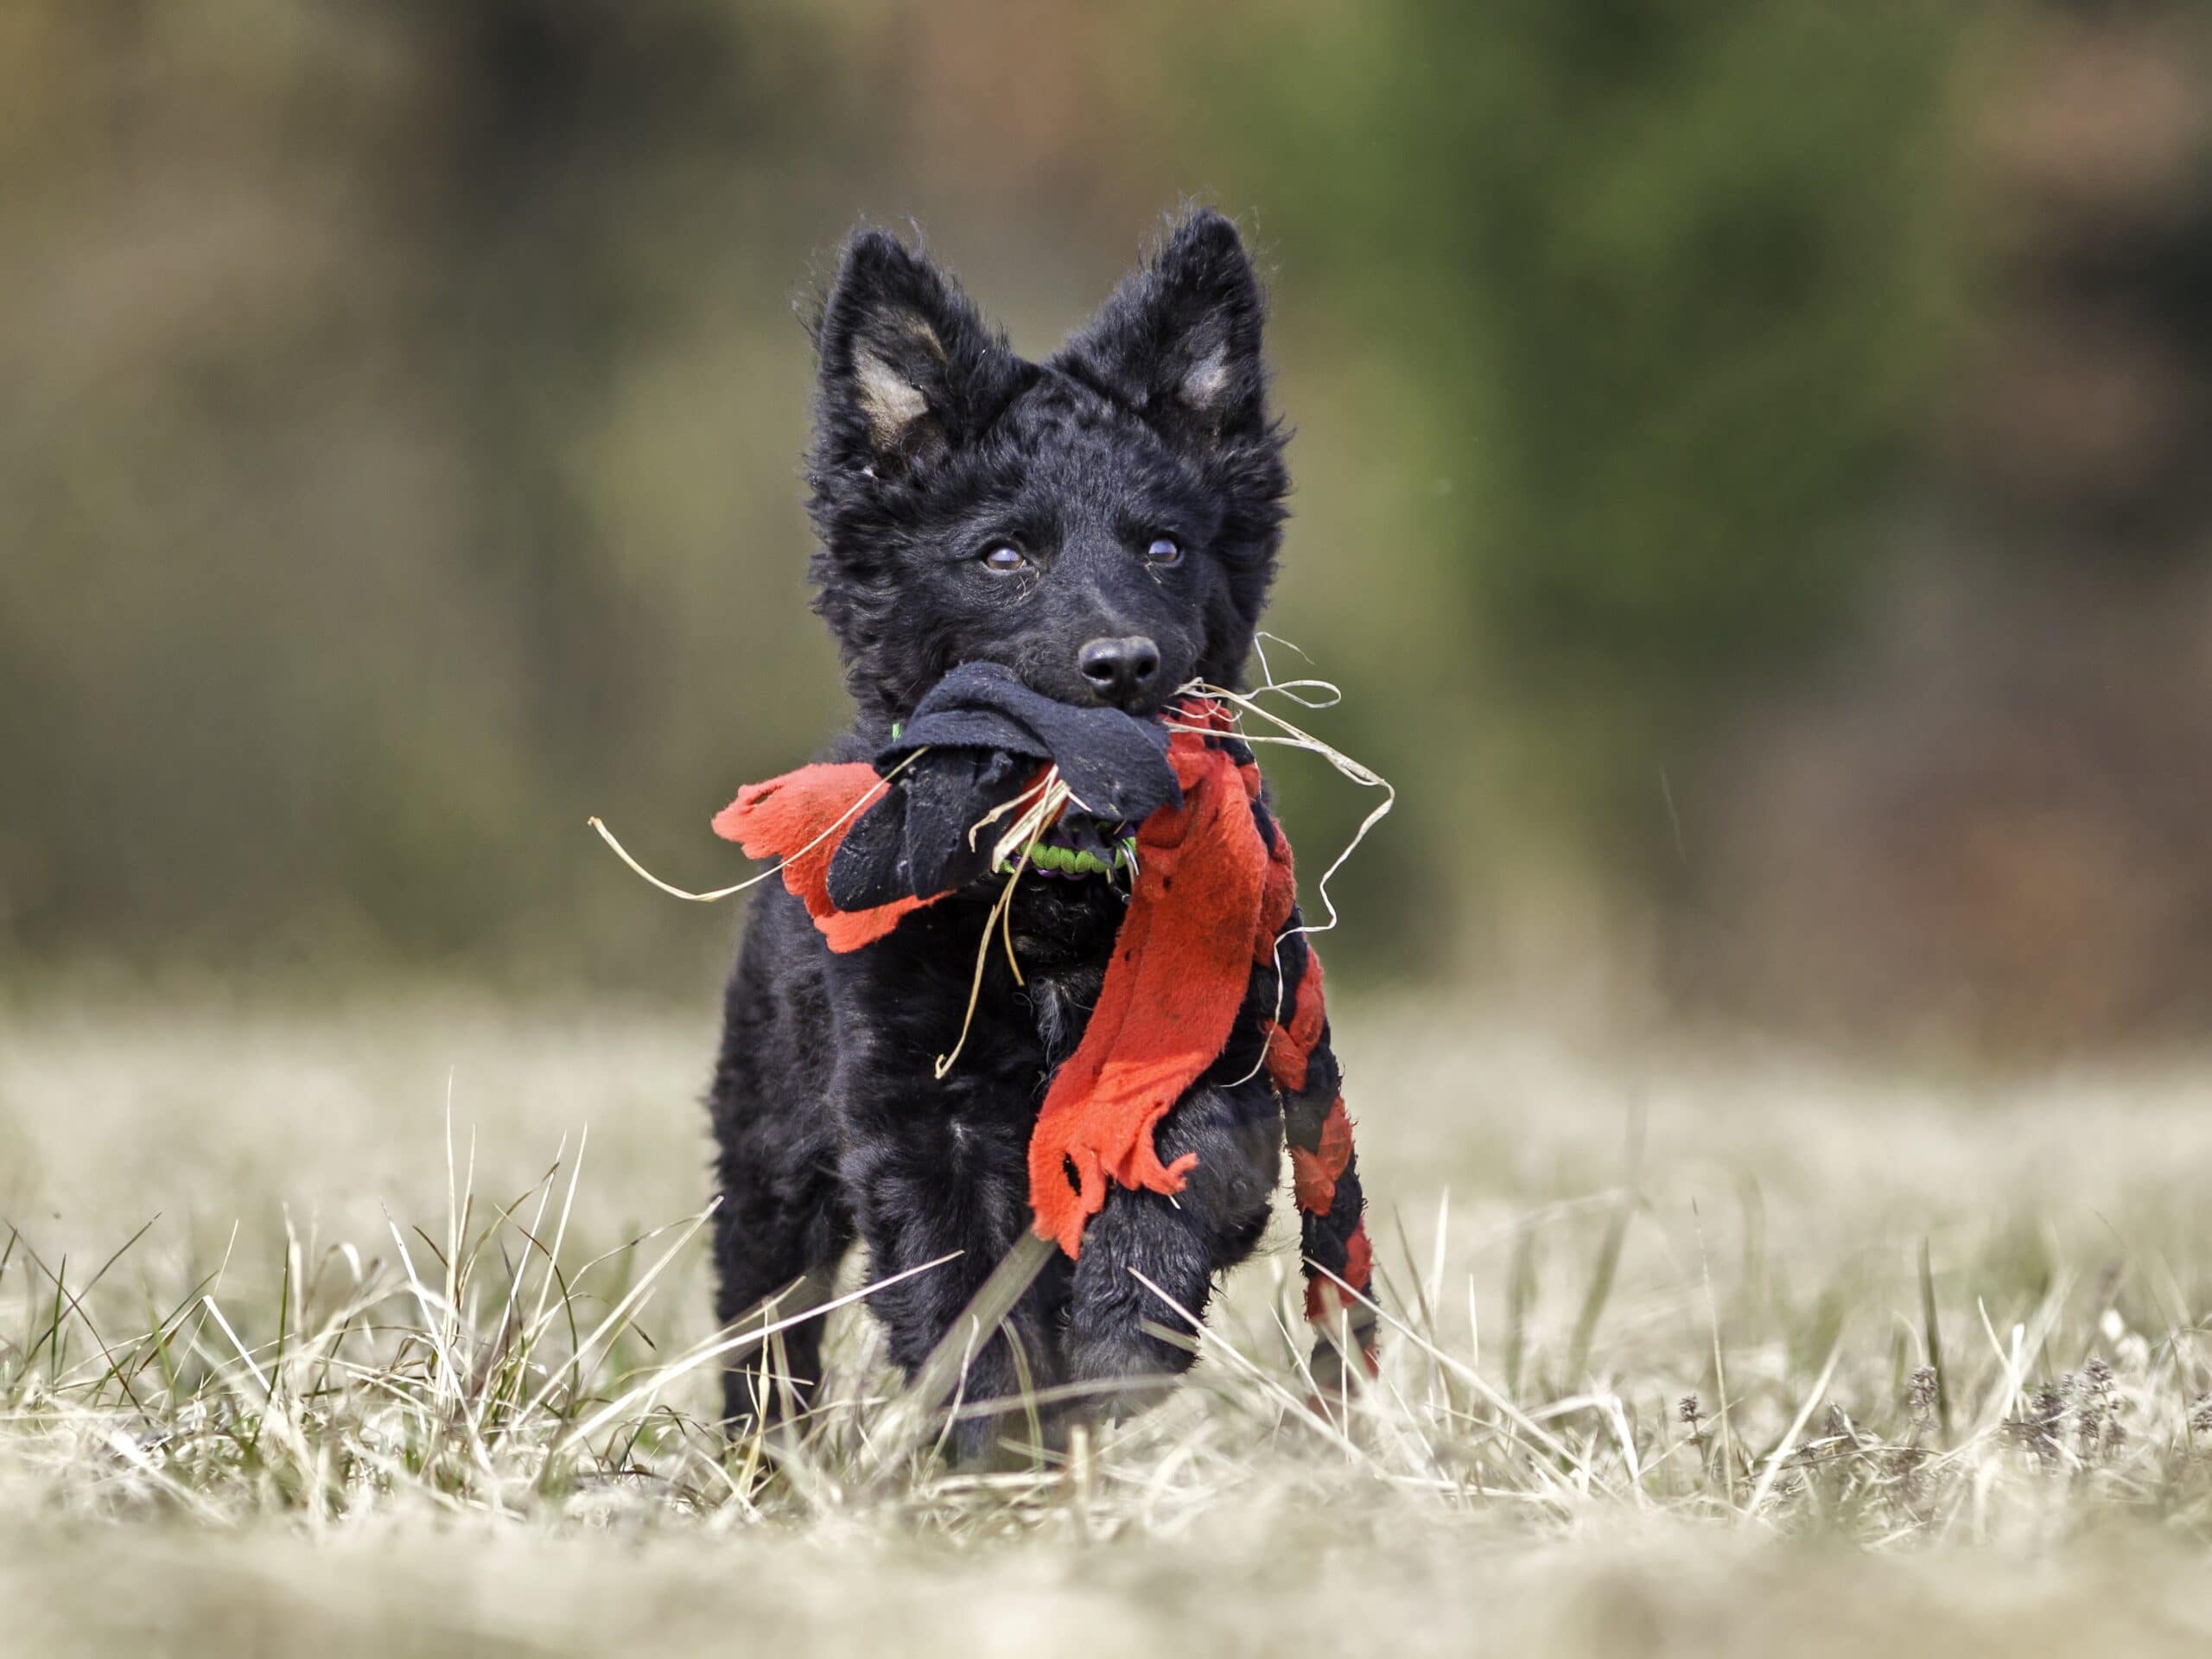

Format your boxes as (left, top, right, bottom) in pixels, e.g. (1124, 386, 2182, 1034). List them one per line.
(811, 230, 1017, 477)
(1055, 210, 1271, 454)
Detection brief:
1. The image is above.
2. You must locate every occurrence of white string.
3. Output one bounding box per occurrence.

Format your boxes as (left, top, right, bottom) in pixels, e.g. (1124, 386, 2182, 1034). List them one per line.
(588, 750, 925, 903)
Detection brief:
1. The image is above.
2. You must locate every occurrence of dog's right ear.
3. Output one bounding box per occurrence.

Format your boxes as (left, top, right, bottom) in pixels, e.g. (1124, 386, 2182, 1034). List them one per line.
(811, 231, 1020, 478)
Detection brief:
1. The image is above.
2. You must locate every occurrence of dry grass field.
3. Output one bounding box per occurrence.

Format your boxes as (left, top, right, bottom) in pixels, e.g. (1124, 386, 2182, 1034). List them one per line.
(4, 993, 2211, 1656)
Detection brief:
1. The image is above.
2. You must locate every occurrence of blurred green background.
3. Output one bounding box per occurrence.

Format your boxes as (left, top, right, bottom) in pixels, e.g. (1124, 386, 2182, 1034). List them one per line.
(3, 1, 2208, 1052)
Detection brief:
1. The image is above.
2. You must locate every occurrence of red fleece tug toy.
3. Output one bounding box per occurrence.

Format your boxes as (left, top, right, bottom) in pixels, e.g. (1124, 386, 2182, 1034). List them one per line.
(715, 694, 1379, 1378)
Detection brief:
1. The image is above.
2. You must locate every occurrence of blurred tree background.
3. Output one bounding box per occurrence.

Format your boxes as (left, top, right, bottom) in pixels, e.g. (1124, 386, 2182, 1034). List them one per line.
(3, 1, 2208, 1052)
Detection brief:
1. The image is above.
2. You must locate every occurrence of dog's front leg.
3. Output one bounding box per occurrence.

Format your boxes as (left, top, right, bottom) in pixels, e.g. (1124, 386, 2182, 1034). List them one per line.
(839, 1086, 1069, 1459)
(1059, 1072, 1282, 1414)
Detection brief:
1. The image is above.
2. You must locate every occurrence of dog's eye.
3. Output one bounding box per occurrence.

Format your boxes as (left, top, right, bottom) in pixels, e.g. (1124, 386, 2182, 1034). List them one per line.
(980, 543, 1027, 574)
(1144, 537, 1183, 567)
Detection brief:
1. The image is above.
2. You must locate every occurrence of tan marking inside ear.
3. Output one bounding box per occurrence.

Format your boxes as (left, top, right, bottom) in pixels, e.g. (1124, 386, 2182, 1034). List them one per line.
(1181, 345, 1230, 409)
(903, 314, 949, 364)
(855, 348, 928, 447)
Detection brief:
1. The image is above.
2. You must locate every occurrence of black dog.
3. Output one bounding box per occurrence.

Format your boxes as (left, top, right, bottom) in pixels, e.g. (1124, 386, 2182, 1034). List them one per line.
(708, 211, 1362, 1453)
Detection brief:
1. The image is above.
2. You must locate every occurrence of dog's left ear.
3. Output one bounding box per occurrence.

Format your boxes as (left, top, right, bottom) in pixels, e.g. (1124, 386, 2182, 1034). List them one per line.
(1055, 209, 1272, 454)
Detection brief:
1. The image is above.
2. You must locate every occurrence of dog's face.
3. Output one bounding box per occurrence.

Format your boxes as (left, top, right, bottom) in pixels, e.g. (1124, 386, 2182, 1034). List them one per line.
(804, 212, 1289, 723)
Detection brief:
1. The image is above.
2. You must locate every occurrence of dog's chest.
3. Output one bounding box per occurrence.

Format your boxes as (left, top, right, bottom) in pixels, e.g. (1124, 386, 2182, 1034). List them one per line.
(1023, 963, 1108, 1069)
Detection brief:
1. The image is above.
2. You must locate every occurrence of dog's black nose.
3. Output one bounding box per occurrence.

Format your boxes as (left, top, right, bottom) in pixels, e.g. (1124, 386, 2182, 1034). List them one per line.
(1077, 636, 1161, 708)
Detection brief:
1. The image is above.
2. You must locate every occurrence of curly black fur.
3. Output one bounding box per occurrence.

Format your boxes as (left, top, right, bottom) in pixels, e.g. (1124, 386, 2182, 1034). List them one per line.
(709, 212, 1322, 1458)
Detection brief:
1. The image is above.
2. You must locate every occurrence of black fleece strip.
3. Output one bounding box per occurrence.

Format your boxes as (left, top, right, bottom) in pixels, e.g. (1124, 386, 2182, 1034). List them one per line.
(874, 662, 1179, 823)
(827, 663, 1183, 908)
